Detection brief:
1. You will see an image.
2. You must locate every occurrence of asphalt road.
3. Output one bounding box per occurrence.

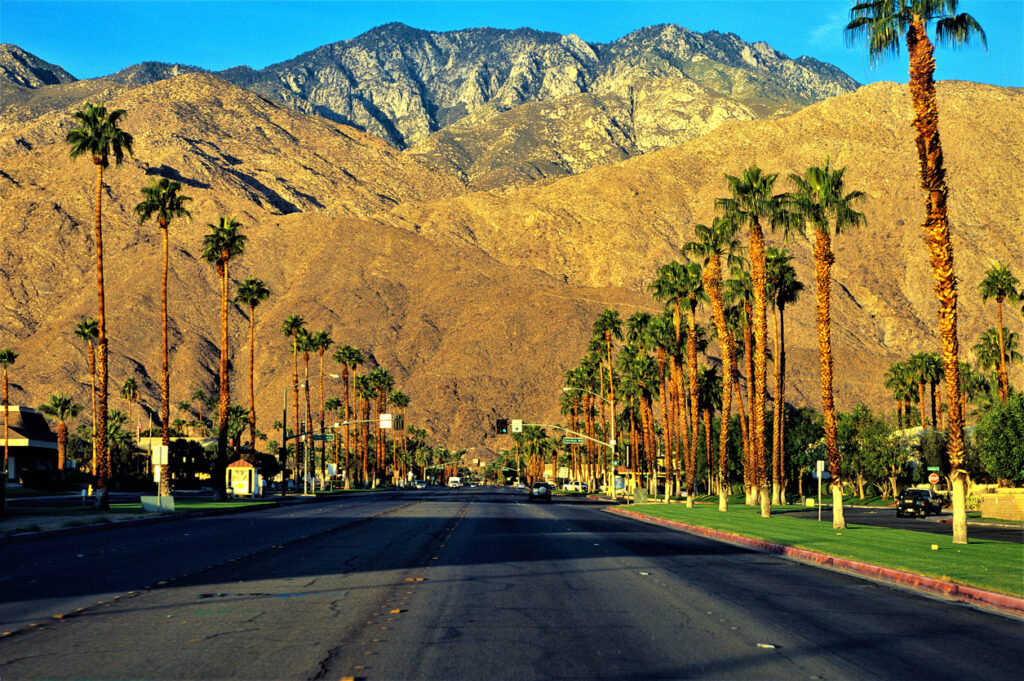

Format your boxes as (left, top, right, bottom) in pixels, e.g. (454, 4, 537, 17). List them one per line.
(1, 488, 1021, 681)
(784, 505, 1024, 544)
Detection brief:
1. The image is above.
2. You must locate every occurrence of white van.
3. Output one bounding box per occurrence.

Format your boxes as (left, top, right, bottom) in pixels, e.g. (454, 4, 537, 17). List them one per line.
(447, 476, 462, 488)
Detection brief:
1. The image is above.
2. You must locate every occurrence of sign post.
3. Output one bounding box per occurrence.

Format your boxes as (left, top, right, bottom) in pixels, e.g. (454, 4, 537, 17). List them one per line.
(816, 460, 825, 522)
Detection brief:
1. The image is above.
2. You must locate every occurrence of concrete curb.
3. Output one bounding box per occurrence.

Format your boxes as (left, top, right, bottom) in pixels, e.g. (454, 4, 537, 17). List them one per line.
(606, 506, 1024, 618)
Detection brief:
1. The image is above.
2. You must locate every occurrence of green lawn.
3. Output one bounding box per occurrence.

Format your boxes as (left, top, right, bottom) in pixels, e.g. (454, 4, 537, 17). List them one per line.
(626, 503, 1024, 597)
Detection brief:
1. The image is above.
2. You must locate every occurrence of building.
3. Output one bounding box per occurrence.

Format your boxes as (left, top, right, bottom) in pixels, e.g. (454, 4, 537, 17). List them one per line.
(2, 406, 58, 481)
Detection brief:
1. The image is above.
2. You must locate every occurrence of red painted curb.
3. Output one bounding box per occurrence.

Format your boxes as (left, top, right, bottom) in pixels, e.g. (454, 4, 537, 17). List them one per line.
(607, 506, 1024, 617)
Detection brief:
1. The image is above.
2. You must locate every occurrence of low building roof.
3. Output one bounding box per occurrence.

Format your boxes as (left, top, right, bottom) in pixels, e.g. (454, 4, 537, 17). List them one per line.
(2, 406, 58, 449)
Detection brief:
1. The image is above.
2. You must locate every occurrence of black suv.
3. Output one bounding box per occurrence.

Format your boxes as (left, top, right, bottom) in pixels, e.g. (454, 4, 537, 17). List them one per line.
(896, 489, 944, 518)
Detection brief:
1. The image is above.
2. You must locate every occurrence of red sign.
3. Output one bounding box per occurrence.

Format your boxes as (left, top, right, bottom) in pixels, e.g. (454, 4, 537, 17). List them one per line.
(928, 472, 940, 485)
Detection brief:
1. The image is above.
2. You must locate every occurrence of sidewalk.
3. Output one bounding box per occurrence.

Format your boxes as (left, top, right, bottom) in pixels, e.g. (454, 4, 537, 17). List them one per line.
(607, 505, 1024, 619)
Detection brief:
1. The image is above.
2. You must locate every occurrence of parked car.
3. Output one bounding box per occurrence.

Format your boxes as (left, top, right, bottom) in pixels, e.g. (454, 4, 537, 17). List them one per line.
(413, 480, 428, 489)
(447, 476, 462, 488)
(896, 488, 944, 517)
(528, 481, 553, 502)
(564, 481, 589, 493)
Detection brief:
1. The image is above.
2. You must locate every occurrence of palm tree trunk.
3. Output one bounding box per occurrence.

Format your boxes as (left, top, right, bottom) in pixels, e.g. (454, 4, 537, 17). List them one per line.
(813, 229, 845, 529)
(771, 304, 782, 505)
(292, 337, 300, 489)
(247, 305, 256, 459)
(918, 382, 927, 430)
(703, 260, 733, 512)
(742, 305, 755, 504)
(57, 420, 68, 481)
(343, 366, 351, 489)
(686, 304, 700, 506)
(749, 221, 770, 518)
(215, 260, 230, 501)
(907, 13, 966, 543)
(92, 163, 110, 501)
(996, 301, 1008, 401)
(158, 223, 172, 494)
(657, 351, 673, 500)
(318, 350, 326, 482)
(779, 303, 788, 501)
(87, 341, 97, 478)
(303, 355, 312, 481)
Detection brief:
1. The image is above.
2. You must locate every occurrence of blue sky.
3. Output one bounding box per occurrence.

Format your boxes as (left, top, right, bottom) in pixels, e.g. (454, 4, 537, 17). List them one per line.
(2, 1, 1020, 86)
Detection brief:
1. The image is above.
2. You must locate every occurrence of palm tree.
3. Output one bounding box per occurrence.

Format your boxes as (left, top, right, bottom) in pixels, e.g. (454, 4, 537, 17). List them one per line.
(725, 264, 755, 500)
(885, 360, 916, 427)
(644, 314, 676, 500)
(332, 345, 363, 489)
(765, 247, 804, 505)
(66, 103, 134, 498)
(369, 367, 395, 484)
(296, 329, 315, 480)
(788, 161, 866, 529)
(190, 389, 208, 436)
(201, 217, 247, 500)
(979, 262, 1020, 402)
(920, 351, 943, 428)
(120, 377, 139, 436)
(310, 330, 334, 473)
(39, 393, 83, 482)
(281, 314, 306, 485)
(355, 373, 375, 485)
(591, 309, 623, 462)
(974, 328, 1021, 380)
(906, 352, 933, 430)
(716, 165, 792, 518)
(75, 317, 99, 475)
(135, 176, 191, 493)
(685, 216, 744, 511)
(846, 0, 985, 544)
(1, 348, 18, 513)
(649, 262, 704, 502)
(235, 277, 271, 456)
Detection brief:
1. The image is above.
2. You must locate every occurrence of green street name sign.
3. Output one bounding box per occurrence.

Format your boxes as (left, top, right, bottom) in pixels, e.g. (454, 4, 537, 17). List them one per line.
(926, 466, 940, 471)
(563, 437, 584, 445)
(312, 434, 335, 442)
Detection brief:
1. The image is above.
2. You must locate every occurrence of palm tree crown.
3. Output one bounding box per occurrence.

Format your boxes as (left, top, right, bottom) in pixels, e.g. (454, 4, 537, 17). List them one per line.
(135, 177, 191, 228)
(66, 103, 134, 167)
(845, 0, 986, 67)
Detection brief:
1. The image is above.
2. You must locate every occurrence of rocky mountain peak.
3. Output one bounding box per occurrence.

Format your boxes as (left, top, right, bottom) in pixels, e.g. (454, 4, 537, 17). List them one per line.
(0, 43, 77, 87)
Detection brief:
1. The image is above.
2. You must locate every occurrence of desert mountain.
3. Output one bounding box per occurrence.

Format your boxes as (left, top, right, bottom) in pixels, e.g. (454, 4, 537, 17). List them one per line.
(222, 22, 857, 148)
(381, 80, 1024, 409)
(0, 73, 647, 453)
(0, 43, 76, 88)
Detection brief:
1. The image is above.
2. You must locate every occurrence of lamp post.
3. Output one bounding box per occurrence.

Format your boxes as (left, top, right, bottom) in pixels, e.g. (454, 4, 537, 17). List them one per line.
(563, 386, 617, 499)
(282, 381, 304, 495)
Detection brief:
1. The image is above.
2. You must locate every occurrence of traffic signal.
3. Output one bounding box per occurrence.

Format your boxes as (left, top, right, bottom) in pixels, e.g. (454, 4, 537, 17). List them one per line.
(495, 418, 509, 434)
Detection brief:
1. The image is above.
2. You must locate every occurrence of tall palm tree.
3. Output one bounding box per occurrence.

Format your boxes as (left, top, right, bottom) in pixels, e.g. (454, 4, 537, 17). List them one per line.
(685, 216, 744, 511)
(201, 217, 247, 500)
(885, 360, 916, 428)
(1, 348, 17, 513)
(281, 315, 306, 486)
(906, 352, 932, 430)
(591, 309, 623, 460)
(846, 0, 985, 544)
(135, 176, 191, 493)
(332, 345, 363, 488)
(355, 373, 375, 485)
(920, 351, 943, 428)
(645, 314, 676, 500)
(310, 330, 334, 473)
(725, 264, 755, 500)
(696, 364, 723, 496)
(120, 377, 139, 435)
(369, 367, 395, 484)
(978, 262, 1020, 402)
(649, 262, 704, 501)
(190, 389, 208, 436)
(39, 393, 83, 482)
(974, 328, 1021, 380)
(66, 103, 134, 499)
(75, 318, 99, 475)
(765, 247, 804, 504)
(716, 165, 792, 518)
(235, 277, 270, 456)
(788, 161, 865, 529)
(296, 330, 315, 479)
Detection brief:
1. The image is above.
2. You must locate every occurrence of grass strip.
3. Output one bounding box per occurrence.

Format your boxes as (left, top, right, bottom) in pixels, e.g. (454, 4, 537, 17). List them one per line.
(627, 502, 1024, 597)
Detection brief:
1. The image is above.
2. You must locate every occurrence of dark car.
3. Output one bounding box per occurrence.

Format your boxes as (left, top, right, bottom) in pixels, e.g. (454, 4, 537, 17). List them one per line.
(896, 488, 944, 517)
(528, 481, 553, 502)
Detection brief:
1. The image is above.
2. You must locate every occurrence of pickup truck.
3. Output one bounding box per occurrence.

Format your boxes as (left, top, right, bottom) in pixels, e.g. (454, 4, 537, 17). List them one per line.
(896, 488, 944, 517)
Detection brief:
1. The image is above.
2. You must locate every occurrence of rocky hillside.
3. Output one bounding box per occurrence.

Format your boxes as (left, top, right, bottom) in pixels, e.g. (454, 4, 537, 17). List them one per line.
(0, 43, 76, 87)
(382, 81, 1024, 408)
(0, 73, 647, 453)
(222, 22, 858, 149)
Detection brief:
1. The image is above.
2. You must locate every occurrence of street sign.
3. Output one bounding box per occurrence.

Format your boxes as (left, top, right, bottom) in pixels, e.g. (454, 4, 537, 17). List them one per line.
(151, 445, 168, 466)
(312, 434, 334, 442)
(812, 471, 831, 479)
(511, 419, 523, 433)
(816, 460, 826, 473)
(380, 413, 393, 429)
(563, 437, 583, 445)
(927, 466, 941, 471)
(928, 472, 940, 484)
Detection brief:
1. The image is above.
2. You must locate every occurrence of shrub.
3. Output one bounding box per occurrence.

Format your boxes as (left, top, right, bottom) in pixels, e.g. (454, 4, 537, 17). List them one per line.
(975, 393, 1024, 485)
